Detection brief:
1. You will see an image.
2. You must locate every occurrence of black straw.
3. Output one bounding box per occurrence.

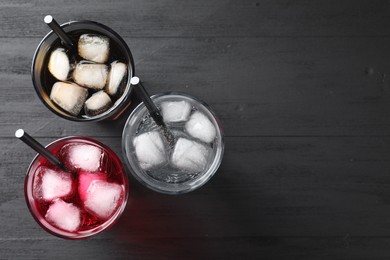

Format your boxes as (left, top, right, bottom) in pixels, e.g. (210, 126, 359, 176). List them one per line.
(130, 77, 175, 145)
(131, 77, 165, 127)
(44, 15, 74, 50)
(15, 129, 64, 169)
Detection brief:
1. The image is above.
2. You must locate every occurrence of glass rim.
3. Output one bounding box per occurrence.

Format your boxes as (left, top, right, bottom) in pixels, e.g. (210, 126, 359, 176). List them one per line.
(24, 136, 129, 239)
(122, 91, 224, 195)
(31, 20, 135, 122)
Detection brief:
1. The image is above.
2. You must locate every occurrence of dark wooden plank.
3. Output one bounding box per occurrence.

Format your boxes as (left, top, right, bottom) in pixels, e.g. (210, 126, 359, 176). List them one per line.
(1, 37, 390, 137)
(0, 0, 390, 38)
(4, 236, 390, 260)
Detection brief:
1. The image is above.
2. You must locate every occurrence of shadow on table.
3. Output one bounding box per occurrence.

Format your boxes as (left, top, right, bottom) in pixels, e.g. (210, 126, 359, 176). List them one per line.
(108, 180, 209, 258)
(108, 149, 267, 258)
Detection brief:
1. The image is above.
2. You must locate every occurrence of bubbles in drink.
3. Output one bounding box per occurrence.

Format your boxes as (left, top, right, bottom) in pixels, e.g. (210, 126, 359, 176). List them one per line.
(160, 101, 191, 123)
(133, 131, 167, 170)
(60, 143, 104, 172)
(171, 138, 209, 173)
(45, 31, 129, 118)
(50, 82, 88, 116)
(48, 48, 70, 81)
(78, 34, 110, 63)
(45, 199, 81, 232)
(84, 90, 112, 116)
(33, 166, 74, 201)
(185, 111, 216, 143)
(83, 180, 124, 219)
(73, 63, 108, 90)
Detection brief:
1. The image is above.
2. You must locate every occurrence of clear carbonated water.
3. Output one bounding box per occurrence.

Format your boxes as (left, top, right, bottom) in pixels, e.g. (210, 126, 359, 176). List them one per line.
(123, 93, 224, 194)
(136, 113, 214, 184)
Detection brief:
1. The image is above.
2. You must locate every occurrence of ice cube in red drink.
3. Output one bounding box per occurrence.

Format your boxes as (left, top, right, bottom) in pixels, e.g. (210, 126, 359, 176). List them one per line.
(78, 171, 107, 202)
(60, 143, 105, 172)
(83, 180, 124, 219)
(33, 166, 74, 201)
(45, 198, 81, 232)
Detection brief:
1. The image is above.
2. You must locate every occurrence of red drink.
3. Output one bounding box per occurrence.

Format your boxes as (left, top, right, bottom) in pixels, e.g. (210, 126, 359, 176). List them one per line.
(24, 137, 128, 239)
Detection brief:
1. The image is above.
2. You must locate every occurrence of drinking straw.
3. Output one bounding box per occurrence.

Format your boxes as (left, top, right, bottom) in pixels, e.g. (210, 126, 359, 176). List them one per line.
(15, 129, 64, 169)
(130, 77, 175, 145)
(44, 15, 74, 50)
(130, 77, 165, 126)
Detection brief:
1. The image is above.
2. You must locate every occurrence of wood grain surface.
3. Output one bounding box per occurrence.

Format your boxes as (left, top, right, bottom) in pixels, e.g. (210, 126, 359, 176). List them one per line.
(1, 0, 390, 259)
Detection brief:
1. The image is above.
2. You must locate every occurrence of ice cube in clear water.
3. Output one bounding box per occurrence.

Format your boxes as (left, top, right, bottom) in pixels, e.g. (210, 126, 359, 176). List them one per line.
(73, 63, 108, 90)
(84, 90, 112, 116)
(48, 48, 70, 81)
(83, 180, 123, 219)
(171, 138, 209, 173)
(133, 131, 167, 170)
(33, 166, 73, 201)
(106, 61, 127, 96)
(185, 111, 216, 143)
(78, 34, 109, 63)
(78, 171, 107, 202)
(45, 199, 81, 232)
(50, 81, 88, 116)
(160, 101, 191, 123)
(61, 143, 104, 172)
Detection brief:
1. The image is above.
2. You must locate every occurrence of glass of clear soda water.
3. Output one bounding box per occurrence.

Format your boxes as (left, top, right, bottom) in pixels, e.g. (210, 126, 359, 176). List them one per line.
(122, 92, 224, 194)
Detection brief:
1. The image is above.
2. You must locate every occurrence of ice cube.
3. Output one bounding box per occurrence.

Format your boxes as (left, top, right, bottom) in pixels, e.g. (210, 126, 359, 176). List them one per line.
(78, 34, 109, 63)
(50, 82, 88, 116)
(185, 111, 217, 143)
(78, 171, 107, 202)
(84, 90, 112, 116)
(106, 61, 127, 96)
(171, 138, 209, 173)
(160, 101, 191, 123)
(33, 166, 73, 201)
(48, 48, 70, 81)
(133, 131, 167, 170)
(83, 180, 123, 219)
(45, 199, 81, 232)
(73, 63, 108, 90)
(61, 143, 104, 172)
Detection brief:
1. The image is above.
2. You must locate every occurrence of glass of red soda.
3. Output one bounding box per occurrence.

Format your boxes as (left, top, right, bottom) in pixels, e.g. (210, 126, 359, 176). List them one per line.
(24, 136, 128, 239)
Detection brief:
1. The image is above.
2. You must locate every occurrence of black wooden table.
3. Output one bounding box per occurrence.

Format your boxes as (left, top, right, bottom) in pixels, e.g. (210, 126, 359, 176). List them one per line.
(1, 0, 390, 259)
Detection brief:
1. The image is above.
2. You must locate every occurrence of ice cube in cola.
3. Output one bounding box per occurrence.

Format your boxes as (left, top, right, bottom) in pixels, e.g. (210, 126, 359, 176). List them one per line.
(42, 28, 128, 119)
(25, 137, 128, 239)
